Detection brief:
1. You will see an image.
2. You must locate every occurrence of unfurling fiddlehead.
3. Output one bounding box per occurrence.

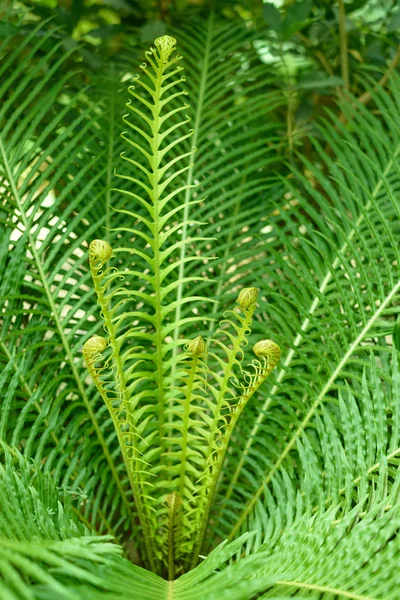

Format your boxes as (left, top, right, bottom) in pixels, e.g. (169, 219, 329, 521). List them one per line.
(83, 335, 108, 402)
(187, 288, 280, 569)
(83, 35, 280, 578)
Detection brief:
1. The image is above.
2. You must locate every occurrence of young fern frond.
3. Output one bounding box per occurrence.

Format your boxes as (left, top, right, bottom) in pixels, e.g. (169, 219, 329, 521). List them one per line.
(83, 331, 155, 571)
(188, 294, 281, 568)
(164, 336, 211, 569)
(83, 38, 280, 576)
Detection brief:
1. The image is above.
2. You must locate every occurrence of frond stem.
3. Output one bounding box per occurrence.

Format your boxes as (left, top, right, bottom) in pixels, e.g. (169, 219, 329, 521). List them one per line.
(338, 0, 349, 95)
(178, 355, 199, 500)
(277, 580, 374, 600)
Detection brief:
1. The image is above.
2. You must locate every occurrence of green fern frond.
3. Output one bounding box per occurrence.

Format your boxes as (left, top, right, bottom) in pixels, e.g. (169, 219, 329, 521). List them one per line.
(83, 38, 281, 574)
(3, 9, 400, 598)
(217, 79, 400, 545)
(0, 28, 137, 550)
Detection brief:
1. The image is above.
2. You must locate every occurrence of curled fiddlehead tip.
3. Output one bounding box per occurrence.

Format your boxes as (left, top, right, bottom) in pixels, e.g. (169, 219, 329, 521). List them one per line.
(237, 287, 258, 310)
(253, 339, 281, 363)
(83, 335, 108, 358)
(154, 35, 177, 62)
(187, 335, 206, 356)
(89, 239, 113, 266)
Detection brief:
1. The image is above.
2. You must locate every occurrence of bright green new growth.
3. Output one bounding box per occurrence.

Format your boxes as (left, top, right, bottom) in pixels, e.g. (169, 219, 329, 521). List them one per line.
(83, 35, 280, 578)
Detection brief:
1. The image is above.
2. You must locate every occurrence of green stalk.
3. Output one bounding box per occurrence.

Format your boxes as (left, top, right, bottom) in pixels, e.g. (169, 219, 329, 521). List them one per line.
(88, 249, 158, 573)
(148, 53, 168, 455)
(167, 492, 181, 581)
(178, 356, 199, 499)
(190, 304, 256, 568)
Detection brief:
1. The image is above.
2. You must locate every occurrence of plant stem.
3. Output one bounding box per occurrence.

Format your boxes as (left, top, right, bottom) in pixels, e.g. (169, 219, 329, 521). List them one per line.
(338, 0, 349, 95)
(190, 307, 254, 568)
(150, 55, 167, 458)
(167, 492, 180, 581)
(178, 356, 198, 499)
(297, 33, 335, 76)
(357, 45, 400, 106)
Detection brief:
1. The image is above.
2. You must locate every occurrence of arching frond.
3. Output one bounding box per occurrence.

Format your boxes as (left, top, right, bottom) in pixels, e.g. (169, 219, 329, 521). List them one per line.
(0, 25, 136, 548)
(216, 77, 400, 551)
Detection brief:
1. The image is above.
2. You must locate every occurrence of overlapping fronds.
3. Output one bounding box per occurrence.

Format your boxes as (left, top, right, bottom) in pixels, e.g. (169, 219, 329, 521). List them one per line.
(0, 13, 285, 580)
(83, 35, 210, 573)
(2, 8, 400, 599)
(215, 76, 400, 551)
(255, 490, 400, 599)
(83, 35, 281, 574)
(1, 447, 278, 600)
(166, 15, 285, 338)
(0, 445, 127, 599)
(0, 23, 136, 547)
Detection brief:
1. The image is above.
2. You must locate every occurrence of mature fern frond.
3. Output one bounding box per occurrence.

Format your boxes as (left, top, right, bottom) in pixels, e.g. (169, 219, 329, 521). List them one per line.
(256, 491, 400, 599)
(0, 445, 129, 599)
(216, 77, 400, 549)
(202, 357, 400, 598)
(0, 24, 136, 547)
(165, 14, 285, 335)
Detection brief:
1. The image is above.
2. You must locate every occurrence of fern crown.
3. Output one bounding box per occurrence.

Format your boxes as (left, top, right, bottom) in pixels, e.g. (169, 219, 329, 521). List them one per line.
(83, 35, 280, 576)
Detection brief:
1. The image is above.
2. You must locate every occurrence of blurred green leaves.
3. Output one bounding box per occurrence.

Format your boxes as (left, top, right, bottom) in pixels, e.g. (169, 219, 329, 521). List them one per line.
(263, 1, 312, 40)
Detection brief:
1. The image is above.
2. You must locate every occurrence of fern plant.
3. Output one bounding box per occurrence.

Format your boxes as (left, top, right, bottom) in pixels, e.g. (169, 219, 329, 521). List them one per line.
(1, 12, 400, 600)
(82, 35, 280, 577)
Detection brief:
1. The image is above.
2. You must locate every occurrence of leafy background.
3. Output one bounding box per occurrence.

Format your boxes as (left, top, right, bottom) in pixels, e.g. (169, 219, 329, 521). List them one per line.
(1, 0, 400, 598)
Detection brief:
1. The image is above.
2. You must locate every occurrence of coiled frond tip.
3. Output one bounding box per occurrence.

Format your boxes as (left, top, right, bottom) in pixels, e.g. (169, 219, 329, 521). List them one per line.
(187, 336, 206, 356)
(154, 35, 177, 62)
(237, 287, 258, 310)
(253, 339, 281, 361)
(89, 239, 113, 265)
(83, 335, 108, 357)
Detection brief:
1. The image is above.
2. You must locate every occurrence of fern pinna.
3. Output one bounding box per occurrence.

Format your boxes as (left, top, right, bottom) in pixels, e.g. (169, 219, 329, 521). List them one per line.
(82, 36, 280, 578)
